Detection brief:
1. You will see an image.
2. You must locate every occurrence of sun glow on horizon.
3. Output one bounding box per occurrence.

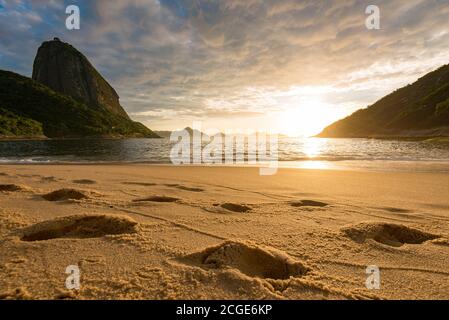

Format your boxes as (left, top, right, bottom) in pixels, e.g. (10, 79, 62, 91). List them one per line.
(274, 96, 345, 137)
(146, 85, 359, 136)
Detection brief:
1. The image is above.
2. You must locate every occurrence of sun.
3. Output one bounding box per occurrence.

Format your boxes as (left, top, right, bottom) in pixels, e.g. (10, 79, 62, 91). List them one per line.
(276, 97, 340, 137)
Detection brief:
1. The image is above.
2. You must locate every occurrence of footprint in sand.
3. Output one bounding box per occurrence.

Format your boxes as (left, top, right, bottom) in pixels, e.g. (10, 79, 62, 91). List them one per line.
(175, 186, 204, 192)
(42, 189, 88, 201)
(342, 222, 440, 247)
(181, 241, 310, 280)
(123, 182, 157, 187)
(380, 207, 411, 213)
(133, 195, 179, 203)
(20, 214, 138, 241)
(41, 176, 58, 182)
(72, 179, 96, 185)
(290, 200, 328, 208)
(220, 203, 252, 213)
(0, 184, 28, 192)
(164, 184, 204, 192)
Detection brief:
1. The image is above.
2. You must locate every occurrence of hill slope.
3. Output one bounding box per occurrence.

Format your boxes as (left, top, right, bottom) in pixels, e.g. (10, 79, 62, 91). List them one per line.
(0, 70, 159, 138)
(0, 107, 44, 138)
(318, 64, 449, 138)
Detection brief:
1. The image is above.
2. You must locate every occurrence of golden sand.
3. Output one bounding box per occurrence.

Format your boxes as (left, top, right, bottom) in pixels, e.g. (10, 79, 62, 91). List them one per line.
(0, 164, 448, 300)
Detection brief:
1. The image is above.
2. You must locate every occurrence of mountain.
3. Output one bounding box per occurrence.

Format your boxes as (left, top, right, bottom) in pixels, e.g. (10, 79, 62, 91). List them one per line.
(317, 64, 449, 138)
(0, 70, 158, 138)
(0, 38, 159, 139)
(155, 127, 210, 139)
(32, 38, 129, 119)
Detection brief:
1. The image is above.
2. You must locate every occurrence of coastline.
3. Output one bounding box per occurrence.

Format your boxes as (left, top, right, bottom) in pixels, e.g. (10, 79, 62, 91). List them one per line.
(1, 160, 449, 174)
(2, 134, 449, 141)
(1, 164, 448, 299)
(314, 135, 449, 141)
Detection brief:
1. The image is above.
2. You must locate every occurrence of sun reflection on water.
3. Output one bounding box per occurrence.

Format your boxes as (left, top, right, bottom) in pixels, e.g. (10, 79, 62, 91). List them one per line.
(303, 137, 328, 158)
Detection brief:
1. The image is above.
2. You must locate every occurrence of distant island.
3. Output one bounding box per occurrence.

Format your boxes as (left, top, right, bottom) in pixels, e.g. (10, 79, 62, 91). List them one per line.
(155, 128, 281, 139)
(155, 127, 210, 139)
(317, 64, 449, 138)
(0, 38, 159, 139)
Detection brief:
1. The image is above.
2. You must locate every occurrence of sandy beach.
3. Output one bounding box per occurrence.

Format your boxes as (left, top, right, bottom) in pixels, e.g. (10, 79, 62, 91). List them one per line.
(0, 164, 448, 300)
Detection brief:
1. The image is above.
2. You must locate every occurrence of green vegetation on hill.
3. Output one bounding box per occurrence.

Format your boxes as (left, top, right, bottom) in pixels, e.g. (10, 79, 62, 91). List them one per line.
(0, 70, 159, 138)
(318, 64, 449, 138)
(0, 108, 43, 137)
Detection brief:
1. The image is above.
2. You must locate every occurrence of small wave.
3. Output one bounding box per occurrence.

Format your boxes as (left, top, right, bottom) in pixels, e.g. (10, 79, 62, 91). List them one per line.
(278, 156, 358, 162)
(0, 158, 52, 164)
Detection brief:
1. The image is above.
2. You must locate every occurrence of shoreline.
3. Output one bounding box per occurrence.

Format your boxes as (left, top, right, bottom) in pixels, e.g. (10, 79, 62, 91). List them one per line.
(1, 160, 449, 174)
(314, 135, 449, 141)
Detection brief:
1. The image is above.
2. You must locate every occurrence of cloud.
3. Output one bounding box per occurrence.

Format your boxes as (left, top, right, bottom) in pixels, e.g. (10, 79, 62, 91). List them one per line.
(1, 0, 449, 132)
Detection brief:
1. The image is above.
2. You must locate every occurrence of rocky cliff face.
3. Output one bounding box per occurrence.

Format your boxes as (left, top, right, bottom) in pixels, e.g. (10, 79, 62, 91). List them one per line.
(32, 38, 129, 119)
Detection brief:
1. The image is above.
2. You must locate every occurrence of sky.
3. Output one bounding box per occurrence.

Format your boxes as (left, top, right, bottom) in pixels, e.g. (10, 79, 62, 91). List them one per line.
(1, 0, 449, 136)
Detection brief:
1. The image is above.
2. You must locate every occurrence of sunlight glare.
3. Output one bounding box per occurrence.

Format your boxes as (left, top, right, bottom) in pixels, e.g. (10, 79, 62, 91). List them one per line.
(275, 96, 342, 137)
(303, 137, 327, 158)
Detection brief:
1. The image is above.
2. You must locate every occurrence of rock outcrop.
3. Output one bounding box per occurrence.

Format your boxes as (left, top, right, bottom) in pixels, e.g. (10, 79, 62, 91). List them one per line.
(32, 38, 129, 119)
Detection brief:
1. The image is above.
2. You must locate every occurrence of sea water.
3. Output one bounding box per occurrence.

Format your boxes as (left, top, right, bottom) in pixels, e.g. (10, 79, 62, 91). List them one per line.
(0, 137, 448, 172)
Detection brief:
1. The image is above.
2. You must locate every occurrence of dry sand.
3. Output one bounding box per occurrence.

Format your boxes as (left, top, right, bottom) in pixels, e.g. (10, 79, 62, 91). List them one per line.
(0, 164, 448, 300)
